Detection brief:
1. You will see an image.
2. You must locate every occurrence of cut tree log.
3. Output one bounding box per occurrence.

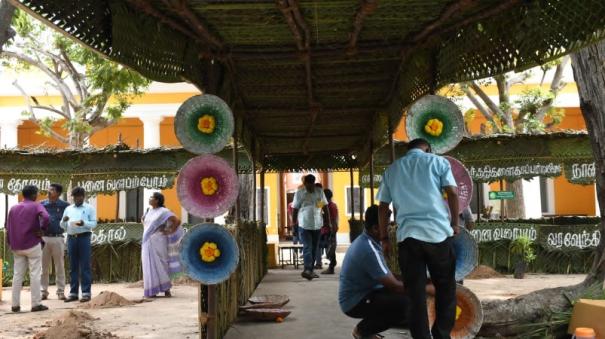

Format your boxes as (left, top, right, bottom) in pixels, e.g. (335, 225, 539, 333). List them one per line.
(479, 38, 605, 337)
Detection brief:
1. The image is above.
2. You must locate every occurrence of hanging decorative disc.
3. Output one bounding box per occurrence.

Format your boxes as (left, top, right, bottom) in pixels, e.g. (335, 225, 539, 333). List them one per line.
(427, 283, 483, 339)
(444, 156, 473, 211)
(177, 154, 239, 219)
(452, 227, 478, 281)
(406, 95, 464, 154)
(179, 223, 239, 285)
(174, 94, 234, 154)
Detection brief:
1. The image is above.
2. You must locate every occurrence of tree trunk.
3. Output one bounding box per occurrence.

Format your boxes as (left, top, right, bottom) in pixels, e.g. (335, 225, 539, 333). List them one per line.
(505, 179, 525, 219)
(479, 40, 605, 337)
(571, 39, 605, 284)
(0, 0, 15, 52)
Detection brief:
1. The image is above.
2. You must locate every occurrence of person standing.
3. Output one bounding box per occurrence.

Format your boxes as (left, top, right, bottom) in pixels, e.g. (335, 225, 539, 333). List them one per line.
(41, 183, 69, 300)
(61, 187, 97, 303)
(321, 188, 339, 274)
(339, 205, 408, 338)
(377, 138, 459, 339)
(6, 185, 50, 312)
(292, 174, 328, 280)
(141, 192, 183, 298)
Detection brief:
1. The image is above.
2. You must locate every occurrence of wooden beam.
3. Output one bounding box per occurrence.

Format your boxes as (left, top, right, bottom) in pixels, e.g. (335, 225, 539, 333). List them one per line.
(275, 0, 322, 155)
(160, 0, 223, 48)
(258, 133, 360, 139)
(347, 0, 379, 55)
(383, 0, 523, 106)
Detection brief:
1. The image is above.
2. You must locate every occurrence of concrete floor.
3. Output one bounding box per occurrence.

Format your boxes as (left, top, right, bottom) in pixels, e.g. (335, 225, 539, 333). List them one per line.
(224, 269, 411, 339)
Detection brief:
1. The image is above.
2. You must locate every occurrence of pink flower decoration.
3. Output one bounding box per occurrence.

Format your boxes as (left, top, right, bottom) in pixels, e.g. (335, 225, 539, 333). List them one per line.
(177, 154, 239, 219)
(444, 156, 473, 210)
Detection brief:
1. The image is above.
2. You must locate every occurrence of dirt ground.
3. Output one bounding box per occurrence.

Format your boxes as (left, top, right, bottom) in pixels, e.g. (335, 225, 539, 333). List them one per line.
(0, 272, 586, 339)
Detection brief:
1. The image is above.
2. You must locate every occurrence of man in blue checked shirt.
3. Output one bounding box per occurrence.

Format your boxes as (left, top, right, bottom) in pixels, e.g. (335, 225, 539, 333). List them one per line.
(377, 138, 459, 339)
(60, 187, 97, 303)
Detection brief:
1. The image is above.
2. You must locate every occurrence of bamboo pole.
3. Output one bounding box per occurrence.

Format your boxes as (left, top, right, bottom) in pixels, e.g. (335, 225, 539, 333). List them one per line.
(233, 121, 240, 223)
(349, 167, 355, 220)
(252, 141, 257, 222)
(206, 285, 217, 339)
(370, 141, 375, 206)
(260, 170, 265, 224)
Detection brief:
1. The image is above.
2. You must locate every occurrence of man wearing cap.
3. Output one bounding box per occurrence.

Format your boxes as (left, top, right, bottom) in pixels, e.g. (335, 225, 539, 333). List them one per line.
(339, 205, 409, 339)
(377, 138, 459, 339)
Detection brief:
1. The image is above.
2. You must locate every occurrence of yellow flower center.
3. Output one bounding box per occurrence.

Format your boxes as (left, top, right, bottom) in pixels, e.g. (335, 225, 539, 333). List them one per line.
(197, 114, 216, 134)
(424, 118, 444, 137)
(201, 177, 219, 196)
(200, 241, 221, 263)
(455, 305, 462, 320)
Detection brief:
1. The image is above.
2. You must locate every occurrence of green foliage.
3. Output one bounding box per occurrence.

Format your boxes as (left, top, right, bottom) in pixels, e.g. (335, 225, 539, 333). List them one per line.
(1, 10, 151, 147)
(510, 235, 537, 263)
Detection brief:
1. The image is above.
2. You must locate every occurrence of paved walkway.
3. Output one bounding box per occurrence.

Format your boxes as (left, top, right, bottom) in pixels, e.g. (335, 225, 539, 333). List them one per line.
(224, 269, 411, 339)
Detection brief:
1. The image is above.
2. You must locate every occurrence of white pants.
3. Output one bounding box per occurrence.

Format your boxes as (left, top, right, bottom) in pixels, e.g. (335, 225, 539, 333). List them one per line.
(41, 236, 66, 296)
(12, 243, 43, 308)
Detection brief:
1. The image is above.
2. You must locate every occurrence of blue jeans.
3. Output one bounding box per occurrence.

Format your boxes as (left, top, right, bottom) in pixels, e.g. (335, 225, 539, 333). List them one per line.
(67, 233, 92, 297)
(300, 228, 320, 271)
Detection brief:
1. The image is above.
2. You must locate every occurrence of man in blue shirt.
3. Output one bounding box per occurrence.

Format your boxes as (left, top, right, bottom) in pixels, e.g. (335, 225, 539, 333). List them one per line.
(60, 187, 97, 302)
(377, 138, 459, 339)
(41, 183, 69, 300)
(339, 205, 409, 339)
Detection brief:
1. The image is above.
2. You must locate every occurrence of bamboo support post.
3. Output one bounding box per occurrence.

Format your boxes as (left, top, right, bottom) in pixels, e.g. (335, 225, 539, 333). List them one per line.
(260, 169, 265, 224)
(370, 141, 375, 205)
(233, 122, 240, 223)
(206, 285, 217, 339)
(349, 167, 355, 220)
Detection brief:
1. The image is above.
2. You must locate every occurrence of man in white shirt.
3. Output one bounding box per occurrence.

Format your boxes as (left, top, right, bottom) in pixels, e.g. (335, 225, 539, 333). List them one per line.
(60, 187, 97, 302)
(292, 174, 328, 280)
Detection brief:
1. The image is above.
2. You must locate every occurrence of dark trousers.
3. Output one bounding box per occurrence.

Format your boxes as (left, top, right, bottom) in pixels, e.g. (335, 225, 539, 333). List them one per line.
(67, 233, 92, 297)
(345, 288, 409, 336)
(326, 233, 337, 269)
(398, 237, 456, 339)
(300, 228, 320, 271)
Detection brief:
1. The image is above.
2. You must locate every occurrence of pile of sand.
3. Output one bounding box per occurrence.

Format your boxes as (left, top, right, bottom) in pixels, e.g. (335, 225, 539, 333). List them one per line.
(79, 291, 135, 309)
(466, 265, 505, 279)
(33, 310, 118, 339)
(172, 275, 198, 286)
(125, 280, 144, 288)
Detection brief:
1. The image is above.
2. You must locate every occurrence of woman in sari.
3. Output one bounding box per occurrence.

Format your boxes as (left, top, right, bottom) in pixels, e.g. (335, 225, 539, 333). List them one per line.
(141, 192, 184, 298)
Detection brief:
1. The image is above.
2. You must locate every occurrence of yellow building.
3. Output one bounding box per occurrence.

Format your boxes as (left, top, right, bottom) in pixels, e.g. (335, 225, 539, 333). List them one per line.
(0, 66, 600, 245)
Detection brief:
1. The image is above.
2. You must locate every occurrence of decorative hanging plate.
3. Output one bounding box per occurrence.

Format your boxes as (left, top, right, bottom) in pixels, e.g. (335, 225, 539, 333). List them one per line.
(445, 156, 474, 211)
(179, 223, 239, 285)
(427, 283, 483, 339)
(177, 154, 239, 219)
(406, 95, 464, 154)
(174, 94, 234, 154)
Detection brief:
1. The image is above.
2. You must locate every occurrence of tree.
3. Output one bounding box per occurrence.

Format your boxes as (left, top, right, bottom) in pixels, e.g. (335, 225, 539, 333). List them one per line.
(478, 43, 605, 337)
(0, 10, 150, 148)
(0, 0, 15, 51)
(449, 58, 568, 218)
(571, 41, 605, 284)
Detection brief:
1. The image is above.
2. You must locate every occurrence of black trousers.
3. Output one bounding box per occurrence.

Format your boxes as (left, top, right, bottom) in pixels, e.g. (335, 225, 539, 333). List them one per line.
(345, 288, 409, 336)
(398, 237, 456, 339)
(326, 233, 337, 269)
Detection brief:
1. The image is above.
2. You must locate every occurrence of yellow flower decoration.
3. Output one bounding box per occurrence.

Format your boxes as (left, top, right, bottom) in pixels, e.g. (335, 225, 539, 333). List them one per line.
(200, 241, 221, 263)
(197, 114, 216, 134)
(455, 305, 462, 320)
(424, 118, 444, 137)
(201, 177, 219, 196)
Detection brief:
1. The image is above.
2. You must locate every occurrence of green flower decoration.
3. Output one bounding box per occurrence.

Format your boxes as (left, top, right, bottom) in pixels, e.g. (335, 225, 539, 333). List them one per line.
(175, 94, 234, 154)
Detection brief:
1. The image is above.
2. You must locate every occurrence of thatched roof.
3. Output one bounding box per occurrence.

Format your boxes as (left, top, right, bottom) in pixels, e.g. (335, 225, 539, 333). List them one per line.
(12, 0, 605, 170)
